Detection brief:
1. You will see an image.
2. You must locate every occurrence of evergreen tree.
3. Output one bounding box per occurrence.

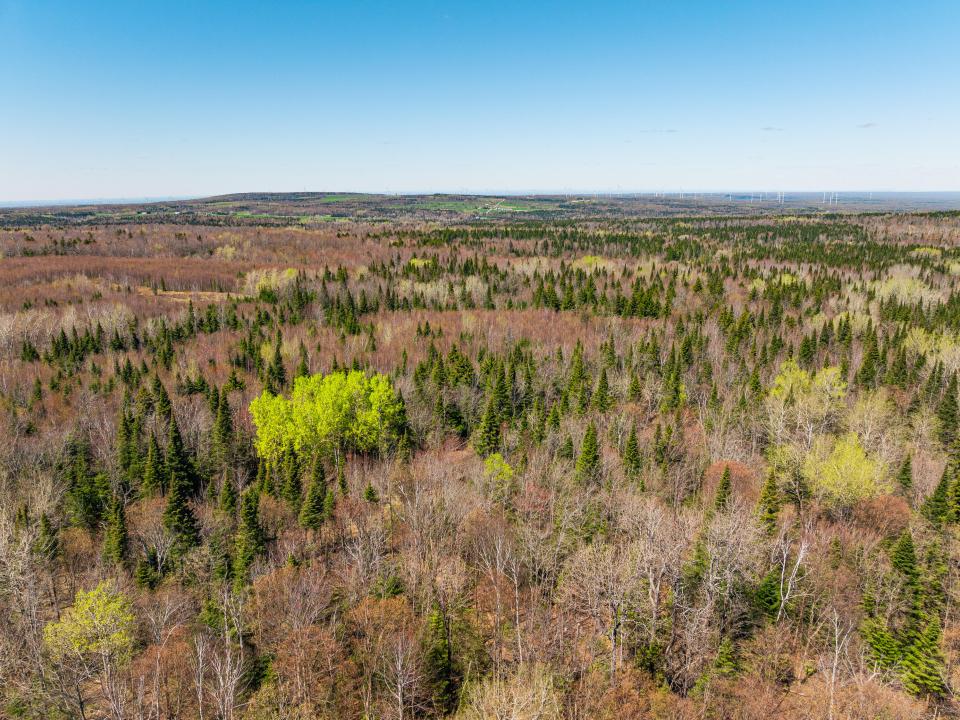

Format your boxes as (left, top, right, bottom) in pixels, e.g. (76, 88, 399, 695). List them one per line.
(622, 424, 642, 479)
(473, 397, 501, 457)
(101, 495, 128, 565)
(423, 605, 459, 714)
(756, 471, 781, 534)
(162, 469, 199, 551)
(363, 483, 380, 503)
(299, 460, 327, 530)
(575, 422, 601, 484)
(141, 433, 165, 496)
(34, 513, 61, 561)
(281, 448, 302, 511)
(715, 465, 732, 511)
(936, 373, 958, 449)
(211, 387, 233, 470)
(897, 454, 913, 492)
(901, 616, 948, 698)
(234, 488, 266, 589)
(218, 477, 237, 515)
(165, 416, 195, 496)
(592, 367, 613, 412)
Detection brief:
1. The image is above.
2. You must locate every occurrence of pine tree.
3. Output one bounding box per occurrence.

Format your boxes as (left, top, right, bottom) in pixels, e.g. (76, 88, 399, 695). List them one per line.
(233, 489, 266, 589)
(575, 422, 601, 484)
(473, 397, 501, 457)
(163, 469, 199, 551)
(715, 465, 732, 511)
(101, 495, 128, 565)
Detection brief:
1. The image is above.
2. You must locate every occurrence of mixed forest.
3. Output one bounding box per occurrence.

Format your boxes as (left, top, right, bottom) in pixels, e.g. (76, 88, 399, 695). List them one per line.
(2, 196, 960, 719)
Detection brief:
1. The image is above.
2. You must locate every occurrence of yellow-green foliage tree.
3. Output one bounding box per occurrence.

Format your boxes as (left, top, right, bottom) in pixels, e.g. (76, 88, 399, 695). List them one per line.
(250, 369, 406, 465)
(803, 432, 889, 510)
(765, 360, 846, 449)
(44, 580, 135, 716)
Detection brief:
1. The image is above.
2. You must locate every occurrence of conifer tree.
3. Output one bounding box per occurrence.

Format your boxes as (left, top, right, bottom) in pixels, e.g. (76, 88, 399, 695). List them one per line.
(141, 432, 165, 496)
(575, 422, 601, 484)
(165, 416, 194, 496)
(163, 469, 199, 551)
(473, 397, 501, 457)
(423, 605, 459, 713)
(233, 488, 266, 589)
(937, 373, 958, 449)
(592, 367, 613, 412)
(281, 448, 302, 510)
(756, 471, 781, 534)
(218, 477, 237, 515)
(897, 454, 913, 492)
(622, 424, 642, 479)
(901, 616, 948, 698)
(715, 465, 732, 511)
(101, 496, 128, 565)
(211, 387, 233, 470)
(299, 462, 327, 530)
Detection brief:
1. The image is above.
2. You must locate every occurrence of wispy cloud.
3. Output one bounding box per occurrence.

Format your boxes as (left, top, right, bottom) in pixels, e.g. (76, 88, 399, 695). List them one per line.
(857, 122, 878, 129)
(761, 126, 785, 132)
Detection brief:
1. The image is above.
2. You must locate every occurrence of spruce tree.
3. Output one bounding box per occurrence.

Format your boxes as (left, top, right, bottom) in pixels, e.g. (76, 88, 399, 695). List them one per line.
(575, 422, 601, 484)
(211, 387, 233, 470)
(299, 459, 327, 530)
(897, 454, 913, 492)
(473, 397, 501, 457)
(163, 469, 199, 551)
(281, 448, 302, 511)
(622, 424, 642, 479)
(218, 477, 237, 515)
(936, 373, 958, 449)
(901, 616, 948, 698)
(165, 416, 195, 496)
(423, 605, 459, 714)
(756, 471, 781, 534)
(592, 367, 613, 412)
(234, 488, 266, 589)
(715, 465, 732, 511)
(101, 495, 128, 565)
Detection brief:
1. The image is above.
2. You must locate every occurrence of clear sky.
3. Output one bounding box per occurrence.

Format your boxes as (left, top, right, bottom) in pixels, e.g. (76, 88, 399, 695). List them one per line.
(1, 0, 958, 201)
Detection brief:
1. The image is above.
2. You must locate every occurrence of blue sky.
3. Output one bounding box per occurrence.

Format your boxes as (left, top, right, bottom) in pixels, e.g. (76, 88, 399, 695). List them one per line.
(1, 0, 958, 201)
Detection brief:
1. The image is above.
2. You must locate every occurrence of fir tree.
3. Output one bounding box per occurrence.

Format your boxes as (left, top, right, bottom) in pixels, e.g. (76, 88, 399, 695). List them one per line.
(901, 616, 948, 698)
(897, 454, 913, 492)
(299, 459, 327, 530)
(163, 469, 199, 551)
(101, 495, 128, 565)
(936, 373, 958, 449)
(592, 367, 613, 412)
(218, 477, 237, 515)
(715, 465, 732, 511)
(165, 416, 195, 496)
(756, 471, 781, 534)
(473, 397, 501, 457)
(233, 488, 266, 589)
(423, 605, 459, 714)
(622, 424, 642, 479)
(575, 422, 601, 484)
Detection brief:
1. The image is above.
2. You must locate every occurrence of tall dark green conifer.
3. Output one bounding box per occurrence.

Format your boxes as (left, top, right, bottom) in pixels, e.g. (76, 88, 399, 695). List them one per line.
(474, 397, 501, 457)
(102, 495, 128, 565)
(234, 488, 266, 589)
(163, 469, 199, 551)
(575, 422, 601, 484)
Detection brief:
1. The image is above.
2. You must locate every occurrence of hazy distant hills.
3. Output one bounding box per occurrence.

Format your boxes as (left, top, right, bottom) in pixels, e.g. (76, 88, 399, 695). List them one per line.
(1, 191, 959, 227)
